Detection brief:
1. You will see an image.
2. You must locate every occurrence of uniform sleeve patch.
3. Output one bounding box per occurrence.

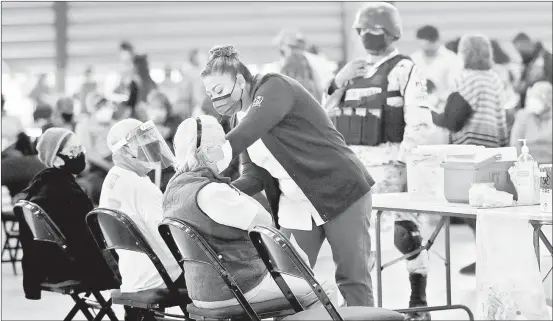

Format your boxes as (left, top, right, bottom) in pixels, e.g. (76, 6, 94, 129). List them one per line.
(252, 96, 264, 108)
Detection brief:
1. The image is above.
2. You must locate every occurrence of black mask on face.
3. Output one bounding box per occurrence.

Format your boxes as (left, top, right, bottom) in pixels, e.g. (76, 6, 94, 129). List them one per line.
(61, 112, 73, 123)
(57, 152, 86, 175)
(362, 33, 388, 52)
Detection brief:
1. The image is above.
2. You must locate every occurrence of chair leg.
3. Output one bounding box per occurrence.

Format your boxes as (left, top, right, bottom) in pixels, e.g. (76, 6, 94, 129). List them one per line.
(91, 290, 119, 321)
(67, 292, 96, 321)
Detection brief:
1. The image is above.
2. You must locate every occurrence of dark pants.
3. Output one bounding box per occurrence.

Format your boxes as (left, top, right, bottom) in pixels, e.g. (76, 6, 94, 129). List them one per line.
(124, 274, 187, 321)
(281, 191, 374, 307)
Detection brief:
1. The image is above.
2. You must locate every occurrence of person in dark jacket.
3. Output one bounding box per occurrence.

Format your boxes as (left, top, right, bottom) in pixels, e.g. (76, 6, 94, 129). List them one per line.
(1, 133, 46, 198)
(200, 44, 375, 307)
(17, 128, 119, 300)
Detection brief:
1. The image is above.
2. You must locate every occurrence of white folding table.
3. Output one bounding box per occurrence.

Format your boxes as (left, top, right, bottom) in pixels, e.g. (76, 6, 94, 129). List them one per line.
(372, 193, 553, 318)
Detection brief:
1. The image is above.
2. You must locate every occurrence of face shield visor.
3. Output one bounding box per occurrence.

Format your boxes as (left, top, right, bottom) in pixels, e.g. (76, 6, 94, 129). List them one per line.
(111, 120, 176, 169)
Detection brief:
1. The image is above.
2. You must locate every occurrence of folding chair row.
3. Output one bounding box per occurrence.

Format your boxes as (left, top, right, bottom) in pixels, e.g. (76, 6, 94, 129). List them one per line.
(14, 201, 472, 321)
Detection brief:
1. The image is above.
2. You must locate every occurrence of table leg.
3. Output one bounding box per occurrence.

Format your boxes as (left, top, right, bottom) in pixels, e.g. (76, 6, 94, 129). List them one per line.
(533, 224, 541, 270)
(375, 210, 383, 308)
(445, 216, 452, 306)
(538, 229, 553, 254)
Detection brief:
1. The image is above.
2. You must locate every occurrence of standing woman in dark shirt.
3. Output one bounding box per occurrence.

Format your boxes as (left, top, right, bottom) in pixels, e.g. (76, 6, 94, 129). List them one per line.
(199, 45, 375, 307)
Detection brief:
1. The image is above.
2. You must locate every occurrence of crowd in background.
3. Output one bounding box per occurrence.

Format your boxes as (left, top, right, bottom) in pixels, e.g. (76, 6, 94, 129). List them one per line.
(1, 3, 552, 319)
(3, 26, 551, 206)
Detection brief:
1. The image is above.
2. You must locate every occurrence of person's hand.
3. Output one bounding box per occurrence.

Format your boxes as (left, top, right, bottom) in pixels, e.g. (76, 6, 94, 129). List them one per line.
(334, 58, 368, 88)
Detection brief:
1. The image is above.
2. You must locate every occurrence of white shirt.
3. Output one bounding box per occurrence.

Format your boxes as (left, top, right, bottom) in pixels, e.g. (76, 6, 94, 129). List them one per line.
(361, 49, 434, 163)
(237, 111, 325, 231)
(196, 182, 263, 231)
(99, 166, 182, 293)
(410, 46, 463, 99)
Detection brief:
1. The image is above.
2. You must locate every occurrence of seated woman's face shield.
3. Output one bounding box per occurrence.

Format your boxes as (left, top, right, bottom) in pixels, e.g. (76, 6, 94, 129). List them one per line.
(111, 121, 176, 169)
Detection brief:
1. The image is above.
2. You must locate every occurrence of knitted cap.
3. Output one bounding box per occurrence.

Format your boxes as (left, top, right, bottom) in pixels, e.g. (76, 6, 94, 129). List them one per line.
(36, 128, 73, 167)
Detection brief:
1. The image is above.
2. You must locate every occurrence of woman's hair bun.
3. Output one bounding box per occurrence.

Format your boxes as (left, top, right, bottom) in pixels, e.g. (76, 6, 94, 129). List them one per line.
(208, 45, 239, 60)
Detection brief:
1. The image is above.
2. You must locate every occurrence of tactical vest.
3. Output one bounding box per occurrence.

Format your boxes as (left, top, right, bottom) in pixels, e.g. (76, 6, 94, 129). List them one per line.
(331, 54, 408, 146)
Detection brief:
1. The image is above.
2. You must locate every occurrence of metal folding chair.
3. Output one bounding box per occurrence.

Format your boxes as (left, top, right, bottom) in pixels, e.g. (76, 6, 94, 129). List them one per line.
(86, 208, 190, 320)
(159, 217, 296, 321)
(1, 209, 22, 275)
(14, 200, 118, 321)
(248, 225, 407, 321)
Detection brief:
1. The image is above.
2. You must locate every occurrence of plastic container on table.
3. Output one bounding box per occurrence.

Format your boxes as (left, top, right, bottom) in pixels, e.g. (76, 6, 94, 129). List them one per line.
(406, 144, 485, 200)
(441, 148, 518, 204)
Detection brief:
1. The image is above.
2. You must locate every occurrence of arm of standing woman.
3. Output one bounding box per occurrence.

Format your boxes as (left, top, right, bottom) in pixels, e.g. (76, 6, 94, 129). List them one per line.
(231, 150, 265, 196)
(226, 77, 294, 159)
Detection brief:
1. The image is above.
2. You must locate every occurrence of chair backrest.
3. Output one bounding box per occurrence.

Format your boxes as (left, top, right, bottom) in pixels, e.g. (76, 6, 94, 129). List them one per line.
(158, 217, 261, 321)
(14, 200, 70, 255)
(248, 225, 344, 321)
(86, 208, 177, 293)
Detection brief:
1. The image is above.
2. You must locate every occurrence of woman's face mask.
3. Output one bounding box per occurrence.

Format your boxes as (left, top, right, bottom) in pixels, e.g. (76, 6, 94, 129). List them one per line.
(211, 78, 243, 116)
(61, 112, 74, 123)
(57, 152, 86, 175)
(203, 75, 244, 116)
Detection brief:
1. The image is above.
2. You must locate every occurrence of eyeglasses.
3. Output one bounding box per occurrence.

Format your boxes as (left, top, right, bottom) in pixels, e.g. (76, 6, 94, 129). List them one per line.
(196, 117, 202, 149)
(60, 145, 85, 158)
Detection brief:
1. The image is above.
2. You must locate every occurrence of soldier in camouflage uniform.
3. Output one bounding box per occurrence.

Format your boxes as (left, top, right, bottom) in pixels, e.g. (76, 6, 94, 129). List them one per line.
(326, 3, 433, 320)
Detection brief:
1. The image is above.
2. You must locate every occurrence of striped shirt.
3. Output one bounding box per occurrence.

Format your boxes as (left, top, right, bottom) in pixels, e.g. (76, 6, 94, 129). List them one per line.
(433, 69, 508, 147)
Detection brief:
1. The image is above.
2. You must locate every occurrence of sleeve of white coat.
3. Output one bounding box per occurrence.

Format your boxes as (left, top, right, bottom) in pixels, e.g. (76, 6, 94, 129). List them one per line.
(397, 61, 433, 163)
(197, 183, 258, 231)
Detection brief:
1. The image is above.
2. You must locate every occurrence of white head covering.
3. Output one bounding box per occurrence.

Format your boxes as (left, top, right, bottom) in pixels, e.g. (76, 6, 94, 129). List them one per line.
(107, 118, 144, 153)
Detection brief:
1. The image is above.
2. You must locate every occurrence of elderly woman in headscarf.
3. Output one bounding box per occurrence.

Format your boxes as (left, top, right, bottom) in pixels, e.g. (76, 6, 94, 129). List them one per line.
(163, 115, 337, 309)
(510, 81, 552, 164)
(17, 128, 118, 300)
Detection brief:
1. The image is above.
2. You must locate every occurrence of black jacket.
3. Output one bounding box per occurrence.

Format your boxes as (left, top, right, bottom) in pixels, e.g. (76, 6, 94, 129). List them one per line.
(17, 168, 119, 299)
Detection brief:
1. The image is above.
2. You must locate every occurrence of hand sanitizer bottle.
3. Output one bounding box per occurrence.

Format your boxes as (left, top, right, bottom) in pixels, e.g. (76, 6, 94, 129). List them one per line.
(516, 139, 536, 205)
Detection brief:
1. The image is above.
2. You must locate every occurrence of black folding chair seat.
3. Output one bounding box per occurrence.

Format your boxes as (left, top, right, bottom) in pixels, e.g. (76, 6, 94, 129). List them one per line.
(111, 287, 189, 309)
(187, 297, 295, 320)
(40, 280, 88, 294)
(14, 200, 119, 321)
(40, 279, 115, 295)
(283, 306, 405, 320)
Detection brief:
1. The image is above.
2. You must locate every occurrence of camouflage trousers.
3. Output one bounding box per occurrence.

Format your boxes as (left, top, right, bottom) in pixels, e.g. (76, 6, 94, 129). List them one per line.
(350, 145, 428, 274)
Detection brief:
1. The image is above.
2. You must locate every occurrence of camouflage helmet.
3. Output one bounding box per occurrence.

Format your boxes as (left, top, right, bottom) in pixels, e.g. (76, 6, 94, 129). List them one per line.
(352, 2, 403, 39)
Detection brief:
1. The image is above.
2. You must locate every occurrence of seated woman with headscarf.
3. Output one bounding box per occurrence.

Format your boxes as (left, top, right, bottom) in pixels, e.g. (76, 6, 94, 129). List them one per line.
(17, 128, 119, 300)
(163, 115, 337, 309)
